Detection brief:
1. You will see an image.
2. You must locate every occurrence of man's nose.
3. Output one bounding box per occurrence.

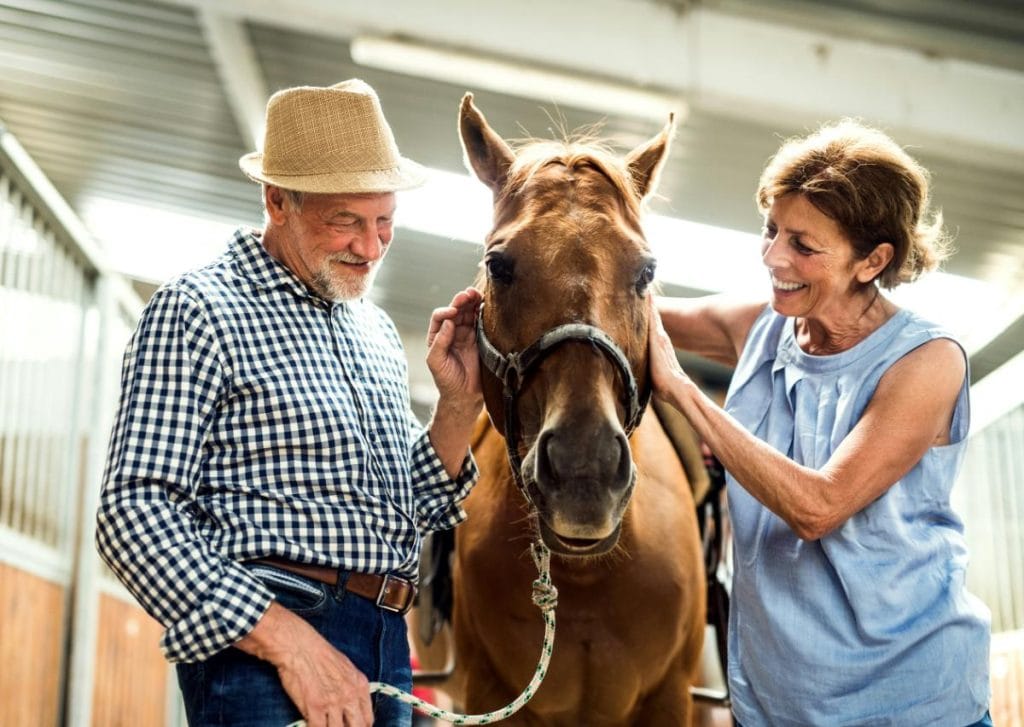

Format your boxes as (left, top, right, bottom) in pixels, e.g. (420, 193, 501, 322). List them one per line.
(353, 226, 388, 261)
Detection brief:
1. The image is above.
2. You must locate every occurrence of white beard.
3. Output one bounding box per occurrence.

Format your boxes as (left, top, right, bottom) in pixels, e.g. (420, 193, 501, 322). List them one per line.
(312, 253, 381, 301)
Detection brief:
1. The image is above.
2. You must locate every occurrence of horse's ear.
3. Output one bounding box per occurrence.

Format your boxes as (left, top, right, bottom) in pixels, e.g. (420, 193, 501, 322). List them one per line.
(459, 93, 515, 194)
(625, 113, 676, 200)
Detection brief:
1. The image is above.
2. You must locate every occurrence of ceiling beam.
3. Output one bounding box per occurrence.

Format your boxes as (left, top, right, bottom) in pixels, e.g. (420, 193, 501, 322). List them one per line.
(197, 8, 268, 151)
(163, 0, 1024, 170)
(970, 312, 1024, 385)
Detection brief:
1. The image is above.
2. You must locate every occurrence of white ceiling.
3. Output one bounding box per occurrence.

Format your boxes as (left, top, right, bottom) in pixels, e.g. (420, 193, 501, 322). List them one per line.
(1, 0, 1023, 392)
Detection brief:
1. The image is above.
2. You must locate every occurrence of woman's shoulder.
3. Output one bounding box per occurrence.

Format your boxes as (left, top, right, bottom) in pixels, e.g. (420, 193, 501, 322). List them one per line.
(884, 308, 965, 368)
(879, 310, 966, 391)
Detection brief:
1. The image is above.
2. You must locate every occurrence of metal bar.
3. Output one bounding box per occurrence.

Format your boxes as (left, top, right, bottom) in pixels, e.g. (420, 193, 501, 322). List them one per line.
(9, 197, 34, 537)
(41, 231, 73, 549)
(64, 274, 114, 727)
(23, 212, 51, 542)
(1001, 411, 1024, 627)
(0, 176, 17, 530)
(56, 245, 88, 554)
(38, 232, 61, 548)
(23, 215, 52, 543)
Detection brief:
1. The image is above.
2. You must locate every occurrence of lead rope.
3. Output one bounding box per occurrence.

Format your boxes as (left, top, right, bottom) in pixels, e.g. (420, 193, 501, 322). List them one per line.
(287, 541, 558, 727)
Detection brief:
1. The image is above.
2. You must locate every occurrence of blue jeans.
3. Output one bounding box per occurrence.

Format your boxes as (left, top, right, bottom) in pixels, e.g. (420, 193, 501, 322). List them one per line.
(176, 564, 413, 727)
(734, 712, 993, 727)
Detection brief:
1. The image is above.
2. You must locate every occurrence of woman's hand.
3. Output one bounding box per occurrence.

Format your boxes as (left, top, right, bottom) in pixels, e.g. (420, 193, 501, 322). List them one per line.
(647, 294, 691, 404)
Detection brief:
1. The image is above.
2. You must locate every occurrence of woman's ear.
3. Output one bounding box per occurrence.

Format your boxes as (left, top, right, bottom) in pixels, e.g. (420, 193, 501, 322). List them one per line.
(857, 242, 895, 283)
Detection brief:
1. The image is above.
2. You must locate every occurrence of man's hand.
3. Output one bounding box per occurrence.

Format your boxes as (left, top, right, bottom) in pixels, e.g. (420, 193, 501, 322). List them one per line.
(235, 601, 374, 727)
(425, 287, 484, 477)
(426, 287, 483, 404)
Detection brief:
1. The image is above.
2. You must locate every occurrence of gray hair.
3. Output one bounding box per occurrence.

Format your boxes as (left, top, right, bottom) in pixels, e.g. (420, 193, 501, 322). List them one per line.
(261, 185, 306, 223)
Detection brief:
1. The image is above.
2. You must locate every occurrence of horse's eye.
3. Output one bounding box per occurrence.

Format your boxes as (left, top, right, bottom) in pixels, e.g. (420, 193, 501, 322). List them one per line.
(485, 254, 515, 284)
(635, 262, 656, 294)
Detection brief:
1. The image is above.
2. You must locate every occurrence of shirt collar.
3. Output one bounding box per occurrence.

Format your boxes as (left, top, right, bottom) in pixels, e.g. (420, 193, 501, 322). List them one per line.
(228, 226, 330, 305)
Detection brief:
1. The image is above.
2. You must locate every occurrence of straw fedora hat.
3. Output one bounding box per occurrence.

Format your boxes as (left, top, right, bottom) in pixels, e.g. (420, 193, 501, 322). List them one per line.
(239, 79, 427, 194)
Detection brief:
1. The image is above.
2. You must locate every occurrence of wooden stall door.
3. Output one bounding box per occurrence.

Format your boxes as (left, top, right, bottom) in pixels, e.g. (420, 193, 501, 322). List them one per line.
(0, 561, 65, 726)
(991, 630, 1024, 727)
(91, 593, 170, 727)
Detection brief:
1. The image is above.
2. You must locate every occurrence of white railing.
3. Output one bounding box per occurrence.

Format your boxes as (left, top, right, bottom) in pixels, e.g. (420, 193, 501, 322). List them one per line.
(0, 122, 144, 727)
(957, 403, 1024, 635)
(955, 395, 1024, 722)
(0, 165, 93, 580)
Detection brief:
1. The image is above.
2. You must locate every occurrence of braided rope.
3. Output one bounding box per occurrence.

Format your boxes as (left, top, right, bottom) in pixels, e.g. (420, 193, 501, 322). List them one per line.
(287, 540, 558, 726)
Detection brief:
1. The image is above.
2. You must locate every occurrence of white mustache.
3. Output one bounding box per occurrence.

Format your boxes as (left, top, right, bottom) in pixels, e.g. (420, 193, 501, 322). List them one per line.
(328, 252, 372, 265)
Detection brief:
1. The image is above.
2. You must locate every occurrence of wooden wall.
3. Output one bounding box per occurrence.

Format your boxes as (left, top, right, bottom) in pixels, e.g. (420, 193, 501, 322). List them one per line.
(91, 592, 170, 727)
(992, 630, 1024, 727)
(0, 560, 65, 727)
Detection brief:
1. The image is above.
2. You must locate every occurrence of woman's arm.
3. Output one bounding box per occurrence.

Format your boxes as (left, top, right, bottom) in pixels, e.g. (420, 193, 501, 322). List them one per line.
(656, 294, 766, 367)
(649, 298, 965, 540)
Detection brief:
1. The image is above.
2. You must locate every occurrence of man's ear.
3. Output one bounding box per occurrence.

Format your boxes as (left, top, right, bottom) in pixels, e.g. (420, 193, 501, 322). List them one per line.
(264, 185, 288, 225)
(857, 242, 895, 283)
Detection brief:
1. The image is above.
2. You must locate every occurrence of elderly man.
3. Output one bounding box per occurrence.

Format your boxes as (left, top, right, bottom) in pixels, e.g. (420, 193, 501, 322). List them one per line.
(96, 80, 482, 727)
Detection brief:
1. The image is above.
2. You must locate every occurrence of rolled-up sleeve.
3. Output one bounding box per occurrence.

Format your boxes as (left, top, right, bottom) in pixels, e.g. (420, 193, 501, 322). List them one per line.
(409, 418, 478, 532)
(95, 285, 271, 663)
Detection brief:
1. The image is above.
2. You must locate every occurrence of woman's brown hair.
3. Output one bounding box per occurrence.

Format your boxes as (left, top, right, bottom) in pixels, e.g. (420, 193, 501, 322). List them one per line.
(756, 119, 950, 289)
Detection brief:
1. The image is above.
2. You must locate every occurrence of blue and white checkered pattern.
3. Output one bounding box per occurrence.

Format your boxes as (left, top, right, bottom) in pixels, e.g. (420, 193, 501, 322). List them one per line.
(95, 228, 477, 663)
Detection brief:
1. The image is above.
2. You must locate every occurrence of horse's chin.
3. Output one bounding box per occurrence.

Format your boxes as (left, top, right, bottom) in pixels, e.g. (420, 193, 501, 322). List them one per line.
(537, 518, 622, 556)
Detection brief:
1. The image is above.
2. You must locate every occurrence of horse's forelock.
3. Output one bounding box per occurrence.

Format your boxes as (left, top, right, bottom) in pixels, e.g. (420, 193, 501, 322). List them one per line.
(500, 138, 643, 219)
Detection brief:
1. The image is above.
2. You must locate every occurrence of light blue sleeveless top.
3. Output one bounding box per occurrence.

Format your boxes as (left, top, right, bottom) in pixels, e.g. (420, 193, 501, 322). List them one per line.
(724, 306, 990, 726)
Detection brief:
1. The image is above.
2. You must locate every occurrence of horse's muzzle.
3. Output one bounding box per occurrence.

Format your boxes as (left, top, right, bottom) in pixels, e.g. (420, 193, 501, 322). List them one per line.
(536, 517, 624, 556)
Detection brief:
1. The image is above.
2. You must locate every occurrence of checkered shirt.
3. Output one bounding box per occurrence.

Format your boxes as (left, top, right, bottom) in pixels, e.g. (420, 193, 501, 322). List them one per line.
(95, 227, 478, 663)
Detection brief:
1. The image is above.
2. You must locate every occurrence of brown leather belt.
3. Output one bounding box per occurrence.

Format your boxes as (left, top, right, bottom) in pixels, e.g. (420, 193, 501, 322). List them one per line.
(252, 558, 417, 615)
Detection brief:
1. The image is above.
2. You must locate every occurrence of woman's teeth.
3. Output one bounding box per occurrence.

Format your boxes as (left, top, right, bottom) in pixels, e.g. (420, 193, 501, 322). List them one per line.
(772, 276, 804, 291)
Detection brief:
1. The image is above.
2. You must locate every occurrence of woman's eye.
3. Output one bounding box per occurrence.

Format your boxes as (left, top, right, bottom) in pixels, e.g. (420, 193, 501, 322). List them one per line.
(635, 262, 656, 294)
(485, 255, 514, 284)
(793, 239, 814, 255)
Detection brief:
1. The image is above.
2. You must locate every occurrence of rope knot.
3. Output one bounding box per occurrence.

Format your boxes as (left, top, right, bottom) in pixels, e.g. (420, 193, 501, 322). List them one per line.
(530, 541, 558, 612)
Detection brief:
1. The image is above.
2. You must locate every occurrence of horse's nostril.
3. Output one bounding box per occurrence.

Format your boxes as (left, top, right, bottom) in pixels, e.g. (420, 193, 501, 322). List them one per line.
(535, 423, 632, 490)
(614, 430, 631, 488)
(536, 429, 556, 485)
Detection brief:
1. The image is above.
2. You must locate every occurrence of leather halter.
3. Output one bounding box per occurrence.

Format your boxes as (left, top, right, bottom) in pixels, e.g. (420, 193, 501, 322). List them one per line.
(475, 302, 651, 501)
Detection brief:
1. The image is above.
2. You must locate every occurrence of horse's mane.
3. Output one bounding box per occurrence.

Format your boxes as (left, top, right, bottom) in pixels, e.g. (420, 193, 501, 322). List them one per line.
(501, 135, 643, 220)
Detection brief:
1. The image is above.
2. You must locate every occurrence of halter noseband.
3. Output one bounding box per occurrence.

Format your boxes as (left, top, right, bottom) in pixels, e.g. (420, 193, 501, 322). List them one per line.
(475, 302, 651, 500)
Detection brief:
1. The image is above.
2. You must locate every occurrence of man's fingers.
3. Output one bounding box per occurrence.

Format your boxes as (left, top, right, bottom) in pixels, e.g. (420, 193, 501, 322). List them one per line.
(427, 307, 456, 346)
(431, 287, 482, 341)
(428, 319, 455, 358)
(358, 693, 374, 725)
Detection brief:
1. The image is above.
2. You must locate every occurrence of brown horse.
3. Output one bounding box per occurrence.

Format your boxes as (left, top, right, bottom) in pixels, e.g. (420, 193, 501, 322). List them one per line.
(416, 95, 706, 726)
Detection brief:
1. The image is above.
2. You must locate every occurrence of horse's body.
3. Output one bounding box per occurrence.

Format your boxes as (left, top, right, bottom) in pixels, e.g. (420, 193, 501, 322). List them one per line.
(418, 95, 706, 726)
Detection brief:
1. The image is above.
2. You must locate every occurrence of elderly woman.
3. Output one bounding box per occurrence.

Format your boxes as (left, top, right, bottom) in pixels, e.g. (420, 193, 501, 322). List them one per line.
(649, 120, 991, 726)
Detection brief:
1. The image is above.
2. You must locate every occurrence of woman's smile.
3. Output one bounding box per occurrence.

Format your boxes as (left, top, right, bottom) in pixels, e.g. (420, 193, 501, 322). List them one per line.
(770, 274, 806, 293)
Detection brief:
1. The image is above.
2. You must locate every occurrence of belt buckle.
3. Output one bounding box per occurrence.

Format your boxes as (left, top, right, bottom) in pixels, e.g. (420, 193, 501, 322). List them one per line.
(375, 574, 412, 615)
